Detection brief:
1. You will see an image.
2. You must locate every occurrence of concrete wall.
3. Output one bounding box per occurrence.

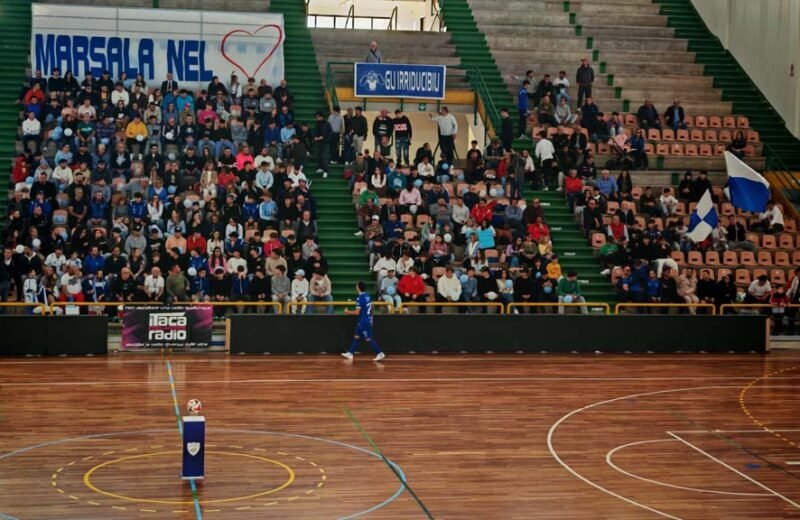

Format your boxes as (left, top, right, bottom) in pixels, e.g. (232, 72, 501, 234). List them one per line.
(691, 0, 800, 138)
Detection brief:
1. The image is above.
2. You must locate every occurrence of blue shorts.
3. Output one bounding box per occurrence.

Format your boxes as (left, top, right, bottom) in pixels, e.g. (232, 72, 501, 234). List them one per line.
(354, 322, 373, 339)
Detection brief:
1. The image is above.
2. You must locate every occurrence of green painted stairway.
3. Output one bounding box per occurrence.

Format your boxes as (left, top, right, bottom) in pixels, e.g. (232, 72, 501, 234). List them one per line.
(441, 0, 610, 301)
(269, 0, 370, 300)
(535, 191, 616, 304)
(0, 0, 32, 222)
(440, 0, 513, 128)
(655, 0, 800, 171)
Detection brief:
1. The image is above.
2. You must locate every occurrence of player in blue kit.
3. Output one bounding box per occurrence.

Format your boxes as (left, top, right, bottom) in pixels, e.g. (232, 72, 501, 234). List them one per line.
(342, 281, 386, 362)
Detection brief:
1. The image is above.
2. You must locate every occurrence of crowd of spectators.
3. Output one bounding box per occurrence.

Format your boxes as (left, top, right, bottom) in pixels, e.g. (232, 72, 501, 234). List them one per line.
(5, 69, 336, 316)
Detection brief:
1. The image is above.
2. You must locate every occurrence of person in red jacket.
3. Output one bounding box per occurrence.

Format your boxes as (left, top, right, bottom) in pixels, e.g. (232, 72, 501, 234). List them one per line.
(527, 216, 550, 243)
(470, 198, 498, 225)
(397, 267, 426, 313)
(563, 168, 584, 211)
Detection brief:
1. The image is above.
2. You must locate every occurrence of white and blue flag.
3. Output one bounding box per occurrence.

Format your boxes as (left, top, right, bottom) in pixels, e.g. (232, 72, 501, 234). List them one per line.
(724, 151, 771, 212)
(687, 189, 718, 243)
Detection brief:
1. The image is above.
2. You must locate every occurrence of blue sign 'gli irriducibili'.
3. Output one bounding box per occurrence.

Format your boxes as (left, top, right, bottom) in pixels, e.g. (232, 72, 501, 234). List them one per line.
(354, 62, 446, 100)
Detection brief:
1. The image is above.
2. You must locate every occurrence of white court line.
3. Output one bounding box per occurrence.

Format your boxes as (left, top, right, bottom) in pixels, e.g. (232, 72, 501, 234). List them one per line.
(787, 462, 800, 466)
(671, 429, 800, 434)
(667, 432, 800, 510)
(605, 439, 768, 497)
(1, 376, 800, 387)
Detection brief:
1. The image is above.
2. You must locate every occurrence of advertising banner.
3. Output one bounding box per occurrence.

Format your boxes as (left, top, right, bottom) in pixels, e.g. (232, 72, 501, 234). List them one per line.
(31, 5, 284, 87)
(121, 305, 213, 349)
(354, 62, 446, 99)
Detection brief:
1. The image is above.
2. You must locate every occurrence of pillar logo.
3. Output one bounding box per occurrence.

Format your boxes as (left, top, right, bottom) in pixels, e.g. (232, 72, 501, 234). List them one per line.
(186, 442, 201, 457)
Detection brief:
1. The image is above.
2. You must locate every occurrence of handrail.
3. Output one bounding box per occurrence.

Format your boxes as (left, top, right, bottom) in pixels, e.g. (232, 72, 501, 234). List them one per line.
(507, 302, 611, 314)
(0, 302, 48, 315)
(324, 61, 339, 113)
(344, 4, 355, 29)
(429, 0, 444, 31)
(720, 303, 800, 313)
(614, 302, 716, 314)
(762, 141, 800, 217)
(388, 6, 398, 31)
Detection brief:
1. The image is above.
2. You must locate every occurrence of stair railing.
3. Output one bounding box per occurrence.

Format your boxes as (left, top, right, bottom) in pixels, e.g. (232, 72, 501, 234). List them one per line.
(429, 0, 444, 32)
(763, 142, 800, 218)
(344, 4, 355, 29)
(388, 6, 398, 30)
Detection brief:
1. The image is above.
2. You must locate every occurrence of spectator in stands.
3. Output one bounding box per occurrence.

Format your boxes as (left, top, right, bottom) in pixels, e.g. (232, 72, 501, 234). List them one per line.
(752, 200, 784, 234)
(398, 267, 426, 311)
(366, 40, 382, 63)
(596, 169, 618, 201)
(553, 70, 570, 105)
(728, 131, 747, 159)
(554, 97, 577, 126)
(628, 128, 648, 170)
(678, 267, 700, 314)
(22, 112, 42, 154)
(517, 81, 530, 138)
(429, 107, 458, 163)
(677, 172, 694, 202)
(557, 271, 587, 314)
(636, 100, 661, 130)
(697, 268, 716, 313)
(580, 97, 599, 132)
(393, 109, 412, 167)
(746, 274, 772, 309)
(664, 99, 687, 132)
(786, 268, 800, 334)
(715, 272, 737, 311)
(576, 57, 594, 107)
(537, 95, 556, 126)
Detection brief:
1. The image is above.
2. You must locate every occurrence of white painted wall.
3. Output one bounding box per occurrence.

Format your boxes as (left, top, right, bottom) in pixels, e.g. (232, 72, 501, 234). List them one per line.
(307, 0, 434, 31)
(691, 0, 800, 138)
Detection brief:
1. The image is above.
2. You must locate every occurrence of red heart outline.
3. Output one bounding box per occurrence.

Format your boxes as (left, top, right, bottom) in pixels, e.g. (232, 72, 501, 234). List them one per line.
(220, 24, 284, 79)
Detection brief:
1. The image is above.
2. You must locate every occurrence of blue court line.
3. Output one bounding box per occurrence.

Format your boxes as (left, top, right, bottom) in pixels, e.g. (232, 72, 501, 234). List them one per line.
(165, 360, 203, 520)
(0, 428, 404, 519)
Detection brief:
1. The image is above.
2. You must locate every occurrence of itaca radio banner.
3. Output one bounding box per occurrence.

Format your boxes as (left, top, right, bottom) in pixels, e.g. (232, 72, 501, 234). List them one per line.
(122, 305, 213, 349)
(31, 5, 285, 87)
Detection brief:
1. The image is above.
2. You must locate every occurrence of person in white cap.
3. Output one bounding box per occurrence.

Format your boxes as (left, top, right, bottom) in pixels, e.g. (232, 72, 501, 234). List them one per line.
(290, 269, 309, 314)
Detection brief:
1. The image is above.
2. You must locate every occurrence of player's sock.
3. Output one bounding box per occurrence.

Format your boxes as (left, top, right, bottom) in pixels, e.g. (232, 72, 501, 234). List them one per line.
(368, 339, 382, 355)
(348, 338, 360, 354)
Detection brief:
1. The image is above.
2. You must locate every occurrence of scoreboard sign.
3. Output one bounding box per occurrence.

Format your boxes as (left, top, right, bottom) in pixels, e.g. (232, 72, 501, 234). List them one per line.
(122, 305, 213, 349)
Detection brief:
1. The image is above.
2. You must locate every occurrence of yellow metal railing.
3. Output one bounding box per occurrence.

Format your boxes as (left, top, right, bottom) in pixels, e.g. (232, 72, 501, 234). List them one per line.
(615, 302, 717, 314)
(48, 301, 284, 315)
(507, 302, 611, 314)
(397, 301, 505, 313)
(0, 301, 48, 315)
(283, 300, 394, 314)
(719, 303, 800, 314)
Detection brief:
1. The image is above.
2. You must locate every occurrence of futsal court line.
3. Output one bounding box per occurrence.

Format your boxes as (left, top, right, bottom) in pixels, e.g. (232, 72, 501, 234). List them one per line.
(342, 405, 434, 519)
(667, 432, 800, 510)
(164, 359, 203, 520)
(671, 429, 800, 434)
(4, 376, 800, 387)
(604, 439, 769, 497)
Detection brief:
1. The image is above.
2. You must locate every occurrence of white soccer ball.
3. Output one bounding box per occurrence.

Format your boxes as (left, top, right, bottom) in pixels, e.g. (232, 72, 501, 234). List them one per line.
(63, 128, 73, 137)
(187, 267, 197, 277)
(443, 233, 452, 243)
(187, 399, 202, 415)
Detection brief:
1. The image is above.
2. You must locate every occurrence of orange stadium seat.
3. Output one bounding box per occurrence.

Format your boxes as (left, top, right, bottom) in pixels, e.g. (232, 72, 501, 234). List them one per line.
(775, 252, 790, 266)
(714, 144, 727, 155)
(690, 129, 704, 141)
(771, 269, 786, 285)
(591, 233, 606, 248)
(723, 116, 736, 128)
(676, 129, 689, 141)
(740, 251, 756, 265)
(684, 115, 694, 127)
(671, 144, 684, 155)
(625, 114, 637, 126)
(709, 116, 722, 128)
(718, 130, 732, 142)
(631, 187, 643, 199)
(757, 251, 773, 265)
(704, 130, 717, 142)
(705, 251, 721, 265)
(699, 144, 713, 156)
(737, 116, 750, 128)
(717, 268, 732, 280)
(647, 128, 661, 141)
(671, 251, 686, 264)
(793, 251, 800, 266)
(694, 116, 708, 128)
(723, 251, 738, 266)
(661, 129, 675, 141)
(684, 144, 698, 156)
(784, 220, 797, 233)
(747, 130, 760, 143)
(761, 234, 777, 250)
(735, 269, 751, 284)
(644, 143, 655, 155)
(779, 234, 794, 249)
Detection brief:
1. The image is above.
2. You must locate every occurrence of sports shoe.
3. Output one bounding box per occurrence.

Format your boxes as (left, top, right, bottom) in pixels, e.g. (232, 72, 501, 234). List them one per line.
(354, 230, 364, 237)
(373, 352, 386, 362)
(316, 168, 324, 174)
(341, 352, 354, 360)
(600, 268, 611, 276)
(323, 171, 328, 179)
(556, 187, 563, 192)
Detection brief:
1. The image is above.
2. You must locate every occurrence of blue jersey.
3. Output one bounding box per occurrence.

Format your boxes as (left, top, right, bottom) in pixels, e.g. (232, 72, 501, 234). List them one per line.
(356, 292, 373, 325)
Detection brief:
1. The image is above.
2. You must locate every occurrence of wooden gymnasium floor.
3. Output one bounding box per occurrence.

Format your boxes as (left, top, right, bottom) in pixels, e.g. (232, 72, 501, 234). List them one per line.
(1, 352, 800, 519)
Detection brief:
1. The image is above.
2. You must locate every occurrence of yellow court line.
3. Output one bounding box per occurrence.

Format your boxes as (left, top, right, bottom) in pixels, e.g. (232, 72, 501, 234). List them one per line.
(83, 450, 295, 505)
(739, 365, 800, 449)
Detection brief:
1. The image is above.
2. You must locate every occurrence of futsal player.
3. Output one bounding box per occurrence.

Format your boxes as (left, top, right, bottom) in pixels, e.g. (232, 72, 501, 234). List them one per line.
(342, 281, 386, 362)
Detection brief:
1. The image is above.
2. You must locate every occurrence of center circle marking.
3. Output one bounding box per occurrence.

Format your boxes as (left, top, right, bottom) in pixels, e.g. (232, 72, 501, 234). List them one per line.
(83, 450, 295, 505)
